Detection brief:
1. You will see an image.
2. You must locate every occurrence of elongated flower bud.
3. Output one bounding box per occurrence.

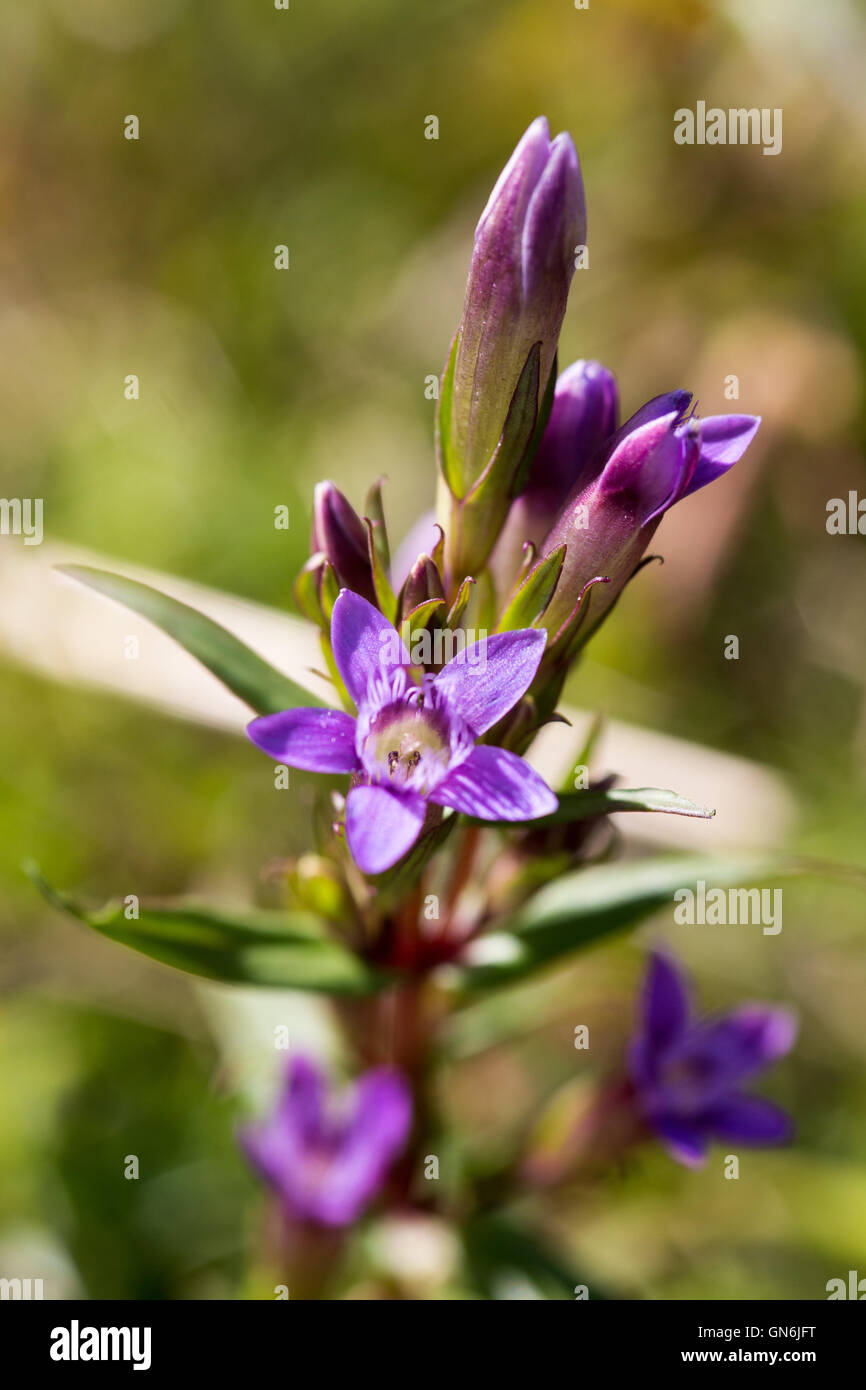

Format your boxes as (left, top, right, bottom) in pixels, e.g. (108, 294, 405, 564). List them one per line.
(312, 481, 377, 605)
(535, 398, 760, 655)
(491, 359, 618, 599)
(437, 118, 586, 586)
(398, 552, 446, 624)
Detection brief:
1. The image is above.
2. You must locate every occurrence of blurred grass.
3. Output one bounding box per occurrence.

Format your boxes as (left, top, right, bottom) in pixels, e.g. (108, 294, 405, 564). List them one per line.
(1, 0, 865, 1297)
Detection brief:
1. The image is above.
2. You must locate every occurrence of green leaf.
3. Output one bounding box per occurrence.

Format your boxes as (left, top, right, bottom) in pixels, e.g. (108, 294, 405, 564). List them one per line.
(446, 576, 475, 629)
(59, 565, 322, 714)
(455, 853, 789, 990)
(363, 517, 398, 624)
(470, 786, 715, 828)
(363, 477, 391, 569)
(495, 545, 566, 633)
(26, 864, 387, 994)
(463, 1214, 606, 1301)
(509, 351, 556, 499)
(399, 598, 446, 650)
(435, 332, 461, 497)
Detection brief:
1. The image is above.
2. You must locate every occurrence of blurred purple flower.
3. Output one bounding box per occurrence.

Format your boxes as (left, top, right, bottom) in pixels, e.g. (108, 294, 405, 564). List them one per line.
(241, 1055, 412, 1228)
(537, 393, 760, 646)
(629, 953, 797, 1168)
(246, 590, 557, 874)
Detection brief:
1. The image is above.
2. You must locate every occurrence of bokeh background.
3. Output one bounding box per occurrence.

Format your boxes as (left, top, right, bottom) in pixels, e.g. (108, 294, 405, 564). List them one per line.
(1, 0, 865, 1299)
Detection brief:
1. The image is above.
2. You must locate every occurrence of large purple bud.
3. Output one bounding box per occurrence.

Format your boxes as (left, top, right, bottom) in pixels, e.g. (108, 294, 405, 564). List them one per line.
(437, 118, 586, 586)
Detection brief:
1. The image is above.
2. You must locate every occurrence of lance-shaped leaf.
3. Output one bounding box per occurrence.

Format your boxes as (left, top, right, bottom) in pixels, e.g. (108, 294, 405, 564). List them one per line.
(495, 544, 565, 632)
(27, 864, 386, 994)
(399, 598, 446, 651)
(463, 1214, 609, 1302)
(363, 517, 398, 623)
(445, 576, 475, 629)
(466, 786, 715, 827)
(454, 853, 790, 990)
(59, 564, 321, 714)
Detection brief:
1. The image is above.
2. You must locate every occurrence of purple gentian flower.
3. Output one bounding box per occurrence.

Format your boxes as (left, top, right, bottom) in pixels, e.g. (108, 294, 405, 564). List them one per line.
(629, 953, 797, 1168)
(247, 590, 558, 874)
(241, 1055, 412, 1228)
(537, 392, 760, 645)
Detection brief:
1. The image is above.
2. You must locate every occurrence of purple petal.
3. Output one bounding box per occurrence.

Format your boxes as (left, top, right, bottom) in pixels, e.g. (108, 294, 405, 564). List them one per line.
(682, 414, 761, 497)
(476, 116, 552, 248)
(652, 1113, 708, 1168)
(330, 589, 408, 709)
(680, 1005, 797, 1098)
(703, 1093, 793, 1146)
(246, 708, 359, 773)
(521, 130, 585, 301)
(432, 628, 547, 736)
(276, 1055, 328, 1145)
(344, 783, 426, 875)
(598, 412, 686, 525)
(239, 1055, 327, 1202)
(315, 1070, 413, 1226)
(430, 744, 557, 820)
(610, 390, 692, 446)
(636, 953, 691, 1068)
(350, 1069, 414, 1154)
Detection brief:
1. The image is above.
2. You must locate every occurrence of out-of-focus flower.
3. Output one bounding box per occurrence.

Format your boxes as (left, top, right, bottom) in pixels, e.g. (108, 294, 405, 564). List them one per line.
(311, 481, 377, 605)
(241, 1055, 412, 1228)
(437, 117, 586, 583)
(535, 396, 760, 653)
(629, 952, 797, 1167)
(246, 590, 557, 874)
(491, 359, 618, 596)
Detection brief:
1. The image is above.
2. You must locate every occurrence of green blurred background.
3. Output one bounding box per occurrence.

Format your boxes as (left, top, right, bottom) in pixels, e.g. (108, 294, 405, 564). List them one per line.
(1, 0, 865, 1298)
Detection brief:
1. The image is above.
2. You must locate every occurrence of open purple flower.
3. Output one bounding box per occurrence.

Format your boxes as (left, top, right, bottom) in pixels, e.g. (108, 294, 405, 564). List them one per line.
(247, 590, 557, 875)
(241, 1055, 412, 1228)
(629, 953, 797, 1168)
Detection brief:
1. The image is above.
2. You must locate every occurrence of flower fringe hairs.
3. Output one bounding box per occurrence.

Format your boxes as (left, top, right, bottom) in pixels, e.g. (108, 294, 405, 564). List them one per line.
(46, 117, 796, 1300)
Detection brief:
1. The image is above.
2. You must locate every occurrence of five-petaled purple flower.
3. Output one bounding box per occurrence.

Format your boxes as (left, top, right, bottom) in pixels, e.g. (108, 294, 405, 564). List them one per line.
(629, 953, 797, 1167)
(241, 1055, 412, 1228)
(246, 590, 558, 875)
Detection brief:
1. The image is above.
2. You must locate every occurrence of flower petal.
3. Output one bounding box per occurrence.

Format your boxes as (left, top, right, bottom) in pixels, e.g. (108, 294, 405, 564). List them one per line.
(682, 414, 761, 497)
(430, 744, 557, 820)
(246, 708, 359, 773)
(702, 1092, 793, 1146)
(313, 1070, 413, 1225)
(616, 389, 692, 438)
(344, 783, 427, 875)
(432, 628, 547, 735)
(331, 590, 409, 710)
(680, 1005, 798, 1099)
(633, 953, 691, 1077)
(652, 1113, 708, 1168)
(239, 1055, 327, 1208)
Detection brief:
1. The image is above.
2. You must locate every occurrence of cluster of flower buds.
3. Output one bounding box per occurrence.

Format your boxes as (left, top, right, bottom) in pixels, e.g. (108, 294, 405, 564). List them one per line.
(283, 115, 763, 866)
